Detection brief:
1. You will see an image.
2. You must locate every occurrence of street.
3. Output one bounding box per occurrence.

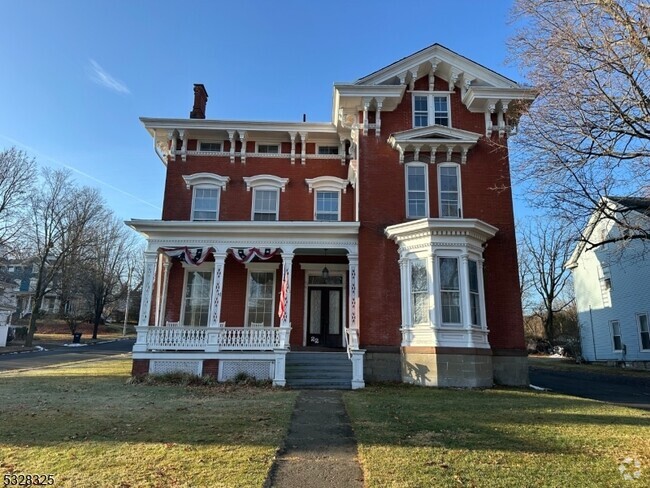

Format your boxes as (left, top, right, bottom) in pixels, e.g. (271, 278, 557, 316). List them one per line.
(0, 339, 135, 372)
(529, 366, 650, 410)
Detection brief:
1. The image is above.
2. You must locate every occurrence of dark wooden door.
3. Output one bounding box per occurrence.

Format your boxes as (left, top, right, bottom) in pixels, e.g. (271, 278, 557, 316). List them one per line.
(307, 287, 343, 347)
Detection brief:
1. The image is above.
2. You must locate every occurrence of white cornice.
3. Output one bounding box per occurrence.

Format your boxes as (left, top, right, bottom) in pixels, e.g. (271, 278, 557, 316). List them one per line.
(462, 86, 537, 113)
(385, 218, 498, 244)
(389, 125, 481, 142)
(304, 176, 349, 194)
(141, 117, 337, 135)
(243, 174, 289, 192)
(182, 173, 230, 190)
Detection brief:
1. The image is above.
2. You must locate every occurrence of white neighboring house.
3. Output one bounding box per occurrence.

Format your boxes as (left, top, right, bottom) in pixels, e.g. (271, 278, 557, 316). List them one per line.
(566, 197, 650, 368)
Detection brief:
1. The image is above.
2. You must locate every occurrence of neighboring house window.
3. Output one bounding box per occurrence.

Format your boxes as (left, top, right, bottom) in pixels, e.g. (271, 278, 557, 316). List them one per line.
(315, 191, 339, 221)
(638, 314, 650, 350)
(243, 175, 289, 221)
(410, 259, 429, 325)
(468, 259, 481, 326)
(253, 189, 279, 221)
(440, 257, 461, 324)
(406, 163, 428, 219)
(246, 271, 276, 326)
(413, 93, 450, 127)
(198, 141, 221, 152)
(183, 270, 212, 326)
(257, 144, 280, 154)
(611, 320, 622, 351)
(304, 176, 348, 222)
(317, 145, 339, 155)
(182, 173, 229, 221)
(438, 163, 461, 218)
(192, 187, 219, 221)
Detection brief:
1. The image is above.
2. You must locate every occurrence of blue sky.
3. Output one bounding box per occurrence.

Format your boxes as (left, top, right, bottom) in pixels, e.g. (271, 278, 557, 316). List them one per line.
(1, 0, 525, 221)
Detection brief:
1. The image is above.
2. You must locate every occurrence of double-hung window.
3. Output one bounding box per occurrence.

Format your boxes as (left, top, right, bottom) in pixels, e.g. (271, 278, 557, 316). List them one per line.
(243, 175, 289, 222)
(406, 163, 428, 219)
(182, 173, 229, 222)
(413, 93, 450, 128)
(638, 314, 650, 350)
(468, 260, 481, 326)
(183, 270, 212, 326)
(257, 144, 280, 154)
(198, 141, 221, 152)
(246, 269, 276, 326)
(440, 257, 461, 325)
(410, 259, 429, 325)
(253, 189, 279, 221)
(315, 191, 339, 221)
(611, 320, 623, 351)
(439, 164, 461, 218)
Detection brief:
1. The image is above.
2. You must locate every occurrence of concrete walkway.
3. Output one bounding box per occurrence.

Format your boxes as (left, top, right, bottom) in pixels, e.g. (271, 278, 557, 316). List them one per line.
(266, 390, 364, 488)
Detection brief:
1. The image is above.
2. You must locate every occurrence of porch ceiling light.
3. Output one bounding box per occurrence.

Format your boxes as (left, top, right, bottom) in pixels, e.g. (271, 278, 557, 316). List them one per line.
(321, 266, 330, 280)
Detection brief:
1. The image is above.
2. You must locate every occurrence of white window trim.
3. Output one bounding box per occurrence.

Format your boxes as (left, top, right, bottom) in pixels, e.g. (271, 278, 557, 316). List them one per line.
(637, 313, 650, 351)
(179, 267, 213, 327)
(411, 91, 452, 128)
(611, 320, 623, 352)
(183, 173, 229, 222)
(251, 186, 281, 221)
(313, 189, 342, 222)
(305, 176, 348, 194)
(437, 253, 462, 327)
(243, 263, 279, 327)
(405, 162, 429, 219)
(255, 142, 281, 154)
(437, 162, 463, 218)
(243, 174, 289, 192)
(190, 185, 221, 222)
(409, 258, 430, 326)
(197, 140, 223, 152)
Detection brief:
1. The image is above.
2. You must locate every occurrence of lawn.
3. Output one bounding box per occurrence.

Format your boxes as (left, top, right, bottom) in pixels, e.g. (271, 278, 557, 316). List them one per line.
(529, 356, 650, 378)
(0, 358, 297, 488)
(343, 385, 650, 487)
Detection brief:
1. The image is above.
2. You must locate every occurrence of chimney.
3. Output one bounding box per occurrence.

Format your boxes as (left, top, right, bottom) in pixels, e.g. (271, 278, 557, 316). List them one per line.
(190, 84, 208, 119)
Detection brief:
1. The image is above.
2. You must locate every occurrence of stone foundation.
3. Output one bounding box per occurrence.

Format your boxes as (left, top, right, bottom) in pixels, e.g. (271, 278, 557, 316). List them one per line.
(364, 350, 401, 382)
(401, 347, 493, 387)
(492, 352, 529, 386)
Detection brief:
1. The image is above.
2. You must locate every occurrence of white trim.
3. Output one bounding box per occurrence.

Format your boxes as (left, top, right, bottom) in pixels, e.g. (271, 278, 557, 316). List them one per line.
(304, 176, 348, 194)
(243, 174, 289, 192)
(251, 187, 281, 221)
(437, 162, 463, 218)
(190, 186, 221, 222)
(636, 313, 650, 352)
(405, 162, 429, 219)
(180, 268, 213, 326)
(255, 142, 281, 154)
(182, 173, 230, 190)
(244, 267, 277, 327)
(196, 140, 223, 152)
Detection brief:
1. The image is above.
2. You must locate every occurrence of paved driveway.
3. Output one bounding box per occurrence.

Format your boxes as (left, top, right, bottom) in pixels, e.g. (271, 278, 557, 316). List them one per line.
(529, 365, 650, 410)
(0, 339, 135, 372)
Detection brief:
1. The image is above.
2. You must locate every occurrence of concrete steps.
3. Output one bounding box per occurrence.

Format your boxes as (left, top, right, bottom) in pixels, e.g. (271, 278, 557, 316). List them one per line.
(285, 351, 352, 389)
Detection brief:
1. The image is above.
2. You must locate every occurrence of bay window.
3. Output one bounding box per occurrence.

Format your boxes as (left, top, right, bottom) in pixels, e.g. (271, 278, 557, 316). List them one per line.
(410, 259, 429, 325)
(439, 257, 461, 325)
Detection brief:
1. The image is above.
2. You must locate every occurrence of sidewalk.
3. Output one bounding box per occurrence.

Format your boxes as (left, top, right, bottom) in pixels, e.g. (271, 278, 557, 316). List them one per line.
(266, 390, 364, 488)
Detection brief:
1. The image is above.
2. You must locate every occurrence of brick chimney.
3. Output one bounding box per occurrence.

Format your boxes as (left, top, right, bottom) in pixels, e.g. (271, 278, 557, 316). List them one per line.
(190, 84, 208, 119)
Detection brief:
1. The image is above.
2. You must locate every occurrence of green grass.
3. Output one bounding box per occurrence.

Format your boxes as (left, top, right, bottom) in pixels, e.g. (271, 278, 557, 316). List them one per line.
(0, 358, 297, 487)
(529, 356, 650, 377)
(343, 385, 650, 487)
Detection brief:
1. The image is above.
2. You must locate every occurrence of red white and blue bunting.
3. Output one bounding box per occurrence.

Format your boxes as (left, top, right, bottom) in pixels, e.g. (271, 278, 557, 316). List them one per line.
(230, 247, 280, 263)
(162, 246, 215, 265)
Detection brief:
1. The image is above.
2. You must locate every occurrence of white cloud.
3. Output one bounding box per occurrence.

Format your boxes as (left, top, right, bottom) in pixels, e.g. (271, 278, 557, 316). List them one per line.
(87, 59, 130, 94)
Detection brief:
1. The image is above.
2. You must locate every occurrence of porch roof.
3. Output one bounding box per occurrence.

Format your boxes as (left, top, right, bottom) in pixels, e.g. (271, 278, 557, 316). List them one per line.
(126, 220, 360, 254)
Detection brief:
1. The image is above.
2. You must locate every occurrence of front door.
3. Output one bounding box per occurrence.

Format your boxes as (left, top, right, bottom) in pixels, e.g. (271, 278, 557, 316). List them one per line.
(307, 287, 343, 348)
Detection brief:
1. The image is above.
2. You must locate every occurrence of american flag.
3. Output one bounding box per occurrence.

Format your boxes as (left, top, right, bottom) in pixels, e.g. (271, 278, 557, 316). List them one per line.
(278, 268, 289, 321)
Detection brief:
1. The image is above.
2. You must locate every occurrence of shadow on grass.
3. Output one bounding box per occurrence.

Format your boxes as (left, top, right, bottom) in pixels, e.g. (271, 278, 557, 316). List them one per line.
(0, 371, 297, 448)
(344, 384, 650, 456)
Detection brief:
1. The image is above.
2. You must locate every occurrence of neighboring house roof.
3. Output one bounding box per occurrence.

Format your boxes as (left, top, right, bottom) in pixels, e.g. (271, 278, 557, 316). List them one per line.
(565, 196, 650, 269)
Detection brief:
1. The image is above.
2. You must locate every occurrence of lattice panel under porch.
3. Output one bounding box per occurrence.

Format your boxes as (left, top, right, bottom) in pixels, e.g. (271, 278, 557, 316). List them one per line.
(149, 360, 202, 376)
(220, 360, 273, 381)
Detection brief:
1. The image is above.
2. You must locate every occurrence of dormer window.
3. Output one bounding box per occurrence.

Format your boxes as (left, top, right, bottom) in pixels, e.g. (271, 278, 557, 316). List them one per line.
(182, 173, 230, 221)
(413, 93, 450, 128)
(257, 144, 280, 154)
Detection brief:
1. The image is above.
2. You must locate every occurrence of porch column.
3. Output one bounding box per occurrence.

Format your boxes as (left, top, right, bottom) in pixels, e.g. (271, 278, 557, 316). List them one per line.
(347, 254, 359, 333)
(157, 256, 171, 326)
(279, 253, 294, 331)
(134, 251, 157, 353)
(208, 251, 227, 327)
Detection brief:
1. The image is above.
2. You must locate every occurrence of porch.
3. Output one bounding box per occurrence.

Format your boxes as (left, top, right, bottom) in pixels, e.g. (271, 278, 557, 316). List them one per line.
(128, 220, 365, 388)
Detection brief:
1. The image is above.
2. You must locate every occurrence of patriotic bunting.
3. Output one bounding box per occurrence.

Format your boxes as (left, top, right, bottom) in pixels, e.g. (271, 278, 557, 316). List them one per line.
(230, 247, 280, 263)
(162, 246, 215, 265)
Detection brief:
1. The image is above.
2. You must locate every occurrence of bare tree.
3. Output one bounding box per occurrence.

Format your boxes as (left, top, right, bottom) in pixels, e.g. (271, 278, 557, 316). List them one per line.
(0, 147, 36, 254)
(23, 169, 104, 346)
(84, 212, 138, 339)
(519, 217, 575, 342)
(509, 0, 650, 247)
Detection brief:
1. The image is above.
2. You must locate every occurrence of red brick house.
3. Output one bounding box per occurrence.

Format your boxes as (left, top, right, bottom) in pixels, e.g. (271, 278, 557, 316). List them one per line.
(129, 44, 535, 389)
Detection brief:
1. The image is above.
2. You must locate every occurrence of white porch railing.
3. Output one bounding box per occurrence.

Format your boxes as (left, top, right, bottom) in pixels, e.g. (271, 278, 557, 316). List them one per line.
(134, 326, 290, 352)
